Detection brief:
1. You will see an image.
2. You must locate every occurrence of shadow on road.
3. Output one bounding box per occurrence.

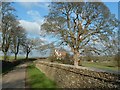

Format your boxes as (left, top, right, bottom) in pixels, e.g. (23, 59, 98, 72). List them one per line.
(1, 58, 37, 75)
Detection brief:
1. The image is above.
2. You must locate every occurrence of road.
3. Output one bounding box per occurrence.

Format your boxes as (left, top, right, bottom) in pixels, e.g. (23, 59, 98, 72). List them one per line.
(2, 63, 28, 89)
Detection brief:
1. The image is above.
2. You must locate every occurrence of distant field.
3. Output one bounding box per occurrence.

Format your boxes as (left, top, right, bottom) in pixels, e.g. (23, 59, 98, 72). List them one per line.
(47, 57, 119, 72)
(0, 56, 25, 61)
(0, 56, 2, 60)
(82, 61, 118, 72)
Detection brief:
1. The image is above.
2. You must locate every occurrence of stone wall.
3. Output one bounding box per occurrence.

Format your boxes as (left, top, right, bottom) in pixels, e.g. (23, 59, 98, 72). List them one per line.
(34, 61, 120, 88)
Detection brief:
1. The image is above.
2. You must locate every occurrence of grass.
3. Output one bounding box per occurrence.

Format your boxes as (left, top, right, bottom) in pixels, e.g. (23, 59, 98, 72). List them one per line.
(0, 56, 25, 61)
(82, 61, 118, 71)
(27, 63, 57, 88)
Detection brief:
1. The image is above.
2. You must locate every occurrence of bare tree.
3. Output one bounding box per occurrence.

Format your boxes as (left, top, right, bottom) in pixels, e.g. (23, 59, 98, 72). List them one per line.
(41, 2, 119, 67)
(0, 2, 2, 32)
(10, 26, 26, 60)
(22, 37, 51, 59)
(101, 31, 119, 66)
(1, 2, 17, 60)
(22, 39, 34, 60)
(103, 32, 119, 56)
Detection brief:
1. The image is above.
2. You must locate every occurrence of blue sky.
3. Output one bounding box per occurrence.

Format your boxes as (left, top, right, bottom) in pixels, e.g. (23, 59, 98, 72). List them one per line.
(13, 2, 118, 20)
(12, 2, 118, 43)
(13, 2, 49, 21)
(12, 2, 54, 43)
(105, 2, 118, 18)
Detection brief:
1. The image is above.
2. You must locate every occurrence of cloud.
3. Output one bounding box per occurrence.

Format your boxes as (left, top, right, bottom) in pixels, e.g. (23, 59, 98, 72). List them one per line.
(19, 20, 48, 41)
(18, 2, 50, 10)
(39, 37, 48, 42)
(19, 20, 50, 44)
(20, 0, 39, 1)
(13, 0, 51, 2)
(27, 10, 44, 24)
(19, 10, 45, 34)
(27, 10, 41, 17)
(19, 20, 40, 35)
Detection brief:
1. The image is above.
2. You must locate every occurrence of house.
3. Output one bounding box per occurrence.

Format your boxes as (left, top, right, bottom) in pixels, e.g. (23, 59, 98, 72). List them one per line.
(54, 48, 67, 60)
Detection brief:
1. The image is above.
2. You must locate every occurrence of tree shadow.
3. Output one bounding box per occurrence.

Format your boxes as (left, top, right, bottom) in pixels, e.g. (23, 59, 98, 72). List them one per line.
(1, 58, 37, 74)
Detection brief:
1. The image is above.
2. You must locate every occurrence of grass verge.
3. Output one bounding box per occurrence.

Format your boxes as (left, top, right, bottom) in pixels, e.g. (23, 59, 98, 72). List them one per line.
(27, 63, 57, 88)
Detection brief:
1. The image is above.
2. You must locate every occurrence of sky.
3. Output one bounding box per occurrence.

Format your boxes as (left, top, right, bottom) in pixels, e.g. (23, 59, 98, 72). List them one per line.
(0, 1, 119, 57)
(12, 1, 118, 43)
(12, 2, 51, 42)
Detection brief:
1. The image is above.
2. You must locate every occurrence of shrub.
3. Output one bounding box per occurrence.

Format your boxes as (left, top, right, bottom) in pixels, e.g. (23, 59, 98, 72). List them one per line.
(62, 53, 74, 65)
(113, 53, 120, 67)
(48, 55, 56, 62)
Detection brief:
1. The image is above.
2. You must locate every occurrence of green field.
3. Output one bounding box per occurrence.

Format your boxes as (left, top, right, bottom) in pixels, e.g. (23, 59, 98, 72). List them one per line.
(27, 63, 57, 88)
(0, 56, 25, 61)
(82, 61, 118, 72)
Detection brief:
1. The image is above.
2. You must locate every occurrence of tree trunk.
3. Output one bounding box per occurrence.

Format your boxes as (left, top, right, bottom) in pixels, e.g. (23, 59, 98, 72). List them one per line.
(26, 52, 29, 60)
(14, 53, 17, 60)
(4, 52, 7, 61)
(73, 51, 80, 67)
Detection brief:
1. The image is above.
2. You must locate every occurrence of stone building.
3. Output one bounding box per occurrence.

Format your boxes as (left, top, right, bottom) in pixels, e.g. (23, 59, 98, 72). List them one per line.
(54, 48, 67, 60)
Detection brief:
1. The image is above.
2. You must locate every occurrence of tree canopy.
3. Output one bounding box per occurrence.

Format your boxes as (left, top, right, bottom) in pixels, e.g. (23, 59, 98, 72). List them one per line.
(41, 2, 119, 66)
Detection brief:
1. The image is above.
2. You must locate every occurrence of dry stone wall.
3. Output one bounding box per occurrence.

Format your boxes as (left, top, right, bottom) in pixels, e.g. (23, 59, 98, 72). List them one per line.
(34, 61, 120, 88)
